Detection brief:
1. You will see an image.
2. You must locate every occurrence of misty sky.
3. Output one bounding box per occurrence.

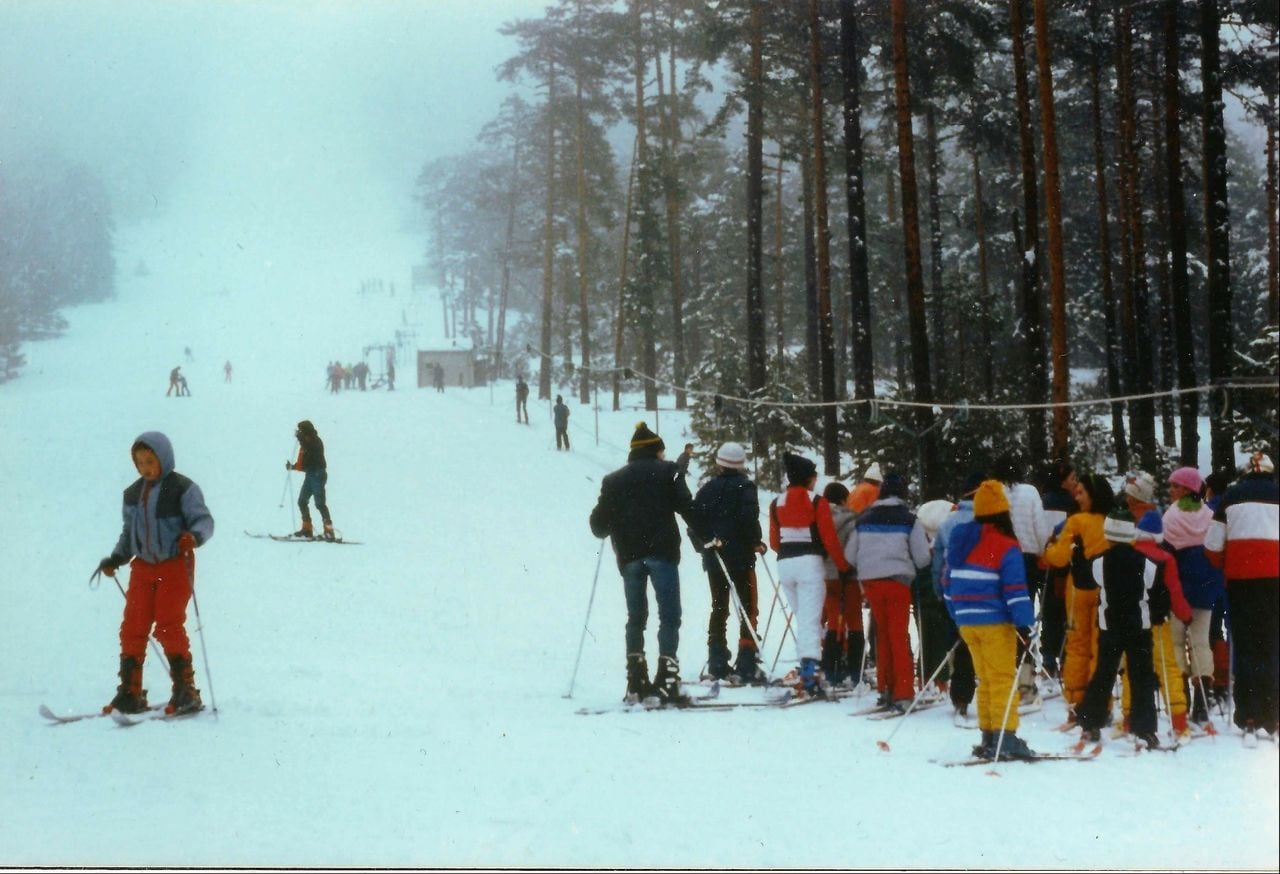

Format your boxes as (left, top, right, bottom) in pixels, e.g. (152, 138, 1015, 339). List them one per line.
(1, 0, 551, 229)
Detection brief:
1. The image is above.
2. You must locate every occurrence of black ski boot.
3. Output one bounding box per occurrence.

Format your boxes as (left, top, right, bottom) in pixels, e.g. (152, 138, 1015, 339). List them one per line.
(704, 643, 733, 682)
(624, 653, 652, 703)
(733, 645, 765, 686)
(995, 732, 1037, 761)
(166, 653, 203, 715)
(845, 631, 866, 688)
(972, 730, 996, 759)
(105, 655, 148, 714)
(820, 630, 843, 686)
(651, 655, 687, 706)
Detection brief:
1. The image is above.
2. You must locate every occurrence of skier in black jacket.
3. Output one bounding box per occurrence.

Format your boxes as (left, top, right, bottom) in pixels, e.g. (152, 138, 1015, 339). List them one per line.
(590, 421, 699, 704)
(689, 442, 767, 683)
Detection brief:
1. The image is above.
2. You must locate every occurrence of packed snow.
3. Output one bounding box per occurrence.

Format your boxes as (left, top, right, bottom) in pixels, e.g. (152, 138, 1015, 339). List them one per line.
(1, 223, 1277, 870)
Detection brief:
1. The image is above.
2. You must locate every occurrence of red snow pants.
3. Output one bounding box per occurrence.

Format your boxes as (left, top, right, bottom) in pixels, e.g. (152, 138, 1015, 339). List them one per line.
(863, 579, 913, 701)
(119, 555, 193, 659)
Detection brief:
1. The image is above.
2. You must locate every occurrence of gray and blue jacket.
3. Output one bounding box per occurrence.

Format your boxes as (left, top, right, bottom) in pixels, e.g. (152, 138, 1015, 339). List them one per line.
(109, 431, 214, 566)
(846, 497, 931, 585)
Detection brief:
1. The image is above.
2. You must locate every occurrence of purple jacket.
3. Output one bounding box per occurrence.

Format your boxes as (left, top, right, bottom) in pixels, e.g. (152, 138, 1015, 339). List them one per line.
(109, 431, 214, 565)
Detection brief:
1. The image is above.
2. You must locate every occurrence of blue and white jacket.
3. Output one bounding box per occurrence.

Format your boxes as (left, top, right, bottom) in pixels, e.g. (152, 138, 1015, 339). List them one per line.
(942, 522, 1034, 627)
(846, 497, 931, 585)
(109, 431, 214, 566)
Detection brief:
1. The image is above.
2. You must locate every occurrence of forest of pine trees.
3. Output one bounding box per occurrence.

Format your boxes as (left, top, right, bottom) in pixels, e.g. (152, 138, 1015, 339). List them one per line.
(0, 158, 117, 383)
(418, 0, 1278, 494)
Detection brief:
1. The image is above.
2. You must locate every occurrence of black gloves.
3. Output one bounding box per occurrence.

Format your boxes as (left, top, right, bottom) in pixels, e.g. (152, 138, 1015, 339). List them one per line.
(97, 556, 121, 577)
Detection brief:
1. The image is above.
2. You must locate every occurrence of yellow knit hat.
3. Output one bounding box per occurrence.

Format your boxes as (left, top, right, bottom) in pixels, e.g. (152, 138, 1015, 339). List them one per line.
(973, 479, 1010, 517)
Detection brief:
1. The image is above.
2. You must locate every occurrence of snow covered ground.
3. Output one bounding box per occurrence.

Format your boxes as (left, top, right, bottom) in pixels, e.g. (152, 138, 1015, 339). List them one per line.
(1, 223, 1277, 870)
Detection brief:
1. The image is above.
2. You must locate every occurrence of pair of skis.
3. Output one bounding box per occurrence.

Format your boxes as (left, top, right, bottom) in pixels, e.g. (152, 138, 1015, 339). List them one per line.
(244, 530, 361, 546)
(39, 703, 205, 727)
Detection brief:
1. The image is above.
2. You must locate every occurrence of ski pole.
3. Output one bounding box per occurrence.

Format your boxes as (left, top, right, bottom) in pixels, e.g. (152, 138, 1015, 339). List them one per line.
(91, 567, 169, 668)
(278, 467, 292, 509)
(711, 545, 772, 683)
(876, 640, 959, 752)
(564, 542, 606, 699)
(185, 551, 219, 716)
(756, 557, 796, 670)
(1156, 623, 1174, 735)
(988, 628, 1037, 775)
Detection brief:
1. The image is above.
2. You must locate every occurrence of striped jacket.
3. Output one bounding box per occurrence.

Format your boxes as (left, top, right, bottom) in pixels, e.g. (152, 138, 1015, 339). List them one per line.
(845, 497, 930, 585)
(1205, 473, 1279, 582)
(941, 522, 1033, 627)
(768, 486, 850, 574)
(1078, 543, 1170, 633)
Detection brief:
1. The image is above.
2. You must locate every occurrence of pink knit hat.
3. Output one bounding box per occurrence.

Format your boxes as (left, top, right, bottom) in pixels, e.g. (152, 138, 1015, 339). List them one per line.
(1168, 466, 1203, 493)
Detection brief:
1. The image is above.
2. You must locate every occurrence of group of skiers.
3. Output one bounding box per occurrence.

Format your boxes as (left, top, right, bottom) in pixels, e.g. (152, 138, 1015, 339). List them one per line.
(589, 421, 1279, 759)
(95, 421, 337, 717)
(326, 360, 376, 392)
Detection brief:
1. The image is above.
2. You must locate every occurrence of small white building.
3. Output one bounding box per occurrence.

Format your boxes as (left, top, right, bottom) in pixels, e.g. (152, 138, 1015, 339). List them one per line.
(418, 346, 482, 388)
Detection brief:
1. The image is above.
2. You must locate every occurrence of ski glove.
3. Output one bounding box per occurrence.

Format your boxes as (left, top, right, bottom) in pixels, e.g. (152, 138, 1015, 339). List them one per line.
(177, 532, 197, 555)
(97, 556, 122, 577)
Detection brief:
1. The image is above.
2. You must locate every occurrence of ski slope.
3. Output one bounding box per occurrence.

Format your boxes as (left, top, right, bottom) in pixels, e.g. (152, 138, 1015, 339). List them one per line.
(1, 227, 1277, 870)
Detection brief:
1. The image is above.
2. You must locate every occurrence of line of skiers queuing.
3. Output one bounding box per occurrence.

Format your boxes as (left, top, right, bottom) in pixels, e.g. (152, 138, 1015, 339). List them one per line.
(326, 360, 382, 392)
(94, 421, 337, 716)
(589, 420, 1280, 760)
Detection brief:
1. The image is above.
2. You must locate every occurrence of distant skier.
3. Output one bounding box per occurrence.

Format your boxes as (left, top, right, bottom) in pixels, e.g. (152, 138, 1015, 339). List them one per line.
(224, 361, 233, 383)
(327, 362, 342, 394)
(96, 431, 214, 716)
(553, 395, 571, 450)
(353, 361, 369, 391)
(515, 377, 530, 424)
(386, 355, 396, 391)
(166, 366, 181, 397)
(184, 346, 193, 362)
(433, 362, 445, 393)
(287, 420, 335, 541)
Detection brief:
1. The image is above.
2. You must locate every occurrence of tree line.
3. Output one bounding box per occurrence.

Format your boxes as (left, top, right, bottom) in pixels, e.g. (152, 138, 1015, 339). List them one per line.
(417, 0, 1278, 493)
(0, 157, 117, 382)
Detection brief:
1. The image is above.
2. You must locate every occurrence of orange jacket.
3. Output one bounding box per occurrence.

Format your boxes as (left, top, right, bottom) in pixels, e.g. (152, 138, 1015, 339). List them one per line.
(1044, 512, 1109, 567)
(846, 481, 881, 515)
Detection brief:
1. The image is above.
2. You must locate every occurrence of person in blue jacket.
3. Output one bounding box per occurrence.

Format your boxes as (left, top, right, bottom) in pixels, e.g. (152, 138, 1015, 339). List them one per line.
(97, 432, 214, 715)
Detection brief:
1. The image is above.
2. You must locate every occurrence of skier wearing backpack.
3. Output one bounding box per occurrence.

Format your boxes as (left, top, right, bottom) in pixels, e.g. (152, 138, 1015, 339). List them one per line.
(690, 442, 767, 684)
(287, 420, 335, 541)
(96, 431, 214, 716)
(941, 480, 1036, 760)
(768, 453, 852, 698)
(589, 422, 699, 705)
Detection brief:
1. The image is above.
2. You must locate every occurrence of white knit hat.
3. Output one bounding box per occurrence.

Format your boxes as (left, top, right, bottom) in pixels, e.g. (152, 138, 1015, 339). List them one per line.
(715, 442, 747, 471)
(863, 462, 883, 484)
(1247, 452, 1275, 474)
(1124, 471, 1157, 504)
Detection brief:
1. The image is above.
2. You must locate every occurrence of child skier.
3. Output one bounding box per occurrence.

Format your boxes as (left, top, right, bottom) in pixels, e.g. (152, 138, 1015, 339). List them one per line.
(97, 432, 214, 715)
(288, 420, 335, 540)
(819, 482, 862, 688)
(941, 480, 1036, 760)
(1072, 510, 1172, 750)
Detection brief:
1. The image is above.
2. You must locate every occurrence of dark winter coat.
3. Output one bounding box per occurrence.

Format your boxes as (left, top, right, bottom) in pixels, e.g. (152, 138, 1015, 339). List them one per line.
(590, 455, 696, 569)
(110, 431, 214, 566)
(292, 435, 327, 472)
(1075, 542, 1171, 634)
(689, 469, 762, 574)
(553, 402, 570, 428)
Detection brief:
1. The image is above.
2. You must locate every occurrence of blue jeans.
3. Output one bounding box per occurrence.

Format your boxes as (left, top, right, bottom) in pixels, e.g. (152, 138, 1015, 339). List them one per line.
(298, 470, 331, 524)
(621, 558, 681, 658)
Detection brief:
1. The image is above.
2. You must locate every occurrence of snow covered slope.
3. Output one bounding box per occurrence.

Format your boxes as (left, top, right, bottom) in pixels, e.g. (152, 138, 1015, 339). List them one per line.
(0, 224, 1276, 869)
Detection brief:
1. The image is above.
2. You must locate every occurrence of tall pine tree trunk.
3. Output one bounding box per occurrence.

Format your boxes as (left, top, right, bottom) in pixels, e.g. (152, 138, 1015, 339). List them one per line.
(539, 61, 557, 402)
(1117, 5, 1157, 469)
(774, 160, 787, 367)
(496, 134, 521, 377)
(746, 0, 769, 456)
(1199, 0, 1235, 472)
(574, 59, 592, 405)
(1032, 0, 1071, 461)
(1164, 0, 1198, 463)
(925, 101, 946, 400)
(800, 95, 820, 393)
(652, 7, 686, 410)
(631, 0, 659, 411)
(1268, 89, 1279, 327)
(1010, 0, 1049, 461)
(839, 0, 875, 409)
(890, 0, 937, 493)
(810, 0, 839, 475)
(970, 99, 995, 399)
(612, 137, 638, 412)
